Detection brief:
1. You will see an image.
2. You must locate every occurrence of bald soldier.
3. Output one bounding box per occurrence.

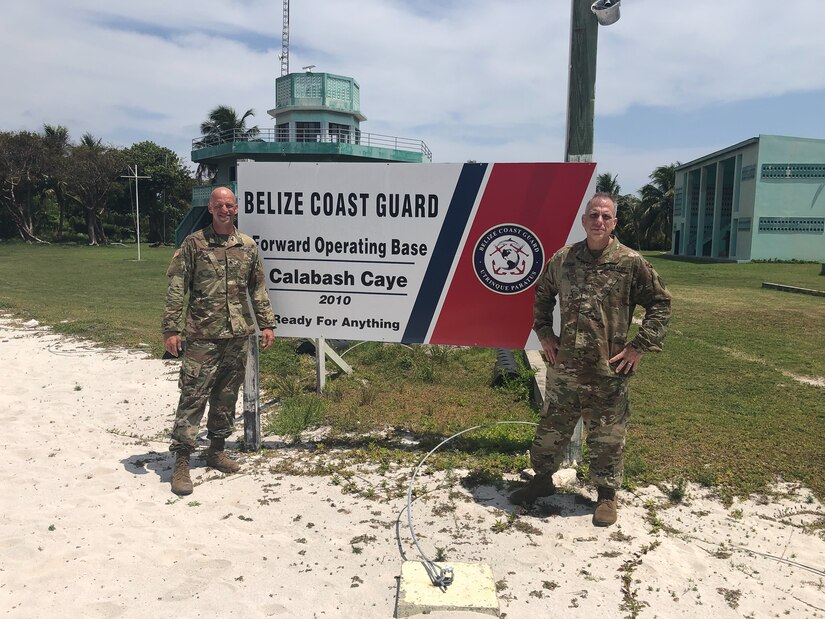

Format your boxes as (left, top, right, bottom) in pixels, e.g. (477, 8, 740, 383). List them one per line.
(162, 187, 276, 496)
(510, 192, 671, 526)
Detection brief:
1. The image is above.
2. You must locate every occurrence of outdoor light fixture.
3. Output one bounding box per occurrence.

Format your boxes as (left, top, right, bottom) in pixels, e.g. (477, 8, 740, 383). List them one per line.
(591, 0, 621, 26)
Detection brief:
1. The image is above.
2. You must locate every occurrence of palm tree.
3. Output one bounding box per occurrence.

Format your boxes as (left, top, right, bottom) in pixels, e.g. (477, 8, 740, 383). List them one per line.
(615, 194, 644, 250)
(199, 105, 258, 145)
(196, 106, 258, 181)
(42, 124, 70, 240)
(596, 172, 621, 197)
(639, 163, 678, 250)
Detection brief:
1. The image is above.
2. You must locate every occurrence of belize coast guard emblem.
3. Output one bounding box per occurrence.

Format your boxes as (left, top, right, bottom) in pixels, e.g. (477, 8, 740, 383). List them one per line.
(473, 224, 544, 294)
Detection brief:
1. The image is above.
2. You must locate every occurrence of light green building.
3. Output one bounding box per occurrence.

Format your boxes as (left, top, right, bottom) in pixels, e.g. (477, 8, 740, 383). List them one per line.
(179, 70, 431, 244)
(671, 135, 825, 261)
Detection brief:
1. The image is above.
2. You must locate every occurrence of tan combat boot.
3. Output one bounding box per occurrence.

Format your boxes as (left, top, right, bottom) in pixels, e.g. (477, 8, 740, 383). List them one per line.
(171, 452, 193, 496)
(509, 474, 556, 506)
(593, 486, 618, 526)
(205, 437, 240, 474)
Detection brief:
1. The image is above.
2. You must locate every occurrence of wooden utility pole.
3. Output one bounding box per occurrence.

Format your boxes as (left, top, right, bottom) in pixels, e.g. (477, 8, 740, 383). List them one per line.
(565, 0, 599, 164)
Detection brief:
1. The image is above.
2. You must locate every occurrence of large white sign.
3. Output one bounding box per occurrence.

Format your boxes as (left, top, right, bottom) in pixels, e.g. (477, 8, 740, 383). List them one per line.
(238, 161, 595, 348)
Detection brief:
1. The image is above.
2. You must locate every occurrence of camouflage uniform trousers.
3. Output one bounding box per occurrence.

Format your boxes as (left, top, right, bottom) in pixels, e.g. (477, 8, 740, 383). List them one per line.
(530, 369, 630, 489)
(169, 337, 249, 453)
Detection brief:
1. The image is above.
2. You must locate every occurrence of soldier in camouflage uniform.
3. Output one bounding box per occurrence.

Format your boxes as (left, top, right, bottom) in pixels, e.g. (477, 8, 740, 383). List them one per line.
(162, 187, 276, 496)
(510, 192, 671, 526)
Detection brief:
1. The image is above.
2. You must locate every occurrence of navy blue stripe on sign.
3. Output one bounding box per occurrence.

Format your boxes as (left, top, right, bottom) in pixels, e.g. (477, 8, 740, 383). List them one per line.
(402, 163, 488, 343)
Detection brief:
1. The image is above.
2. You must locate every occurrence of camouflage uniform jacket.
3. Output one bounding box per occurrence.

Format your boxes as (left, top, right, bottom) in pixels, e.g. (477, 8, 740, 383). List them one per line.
(533, 237, 671, 378)
(162, 225, 276, 339)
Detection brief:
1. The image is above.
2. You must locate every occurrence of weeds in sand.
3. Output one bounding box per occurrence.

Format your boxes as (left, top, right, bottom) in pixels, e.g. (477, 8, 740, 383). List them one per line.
(432, 501, 457, 517)
(264, 395, 325, 440)
(619, 540, 660, 618)
(434, 546, 447, 562)
(349, 533, 377, 555)
(187, 501, 200, 507)
(667, 477, 689, 504)
(609, 530, 634, 543)
(717, 587, 742, 609)
(491, 511, 519, 534)
(643, 500, 680, 535)
(600, 550, 623, 558)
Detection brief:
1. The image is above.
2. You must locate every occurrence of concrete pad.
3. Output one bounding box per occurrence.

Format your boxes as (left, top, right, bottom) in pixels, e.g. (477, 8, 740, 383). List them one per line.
(396, 561, 499, 618)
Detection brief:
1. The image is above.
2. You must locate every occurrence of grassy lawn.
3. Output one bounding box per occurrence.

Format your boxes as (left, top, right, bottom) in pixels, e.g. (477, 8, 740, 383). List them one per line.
(1, 241, 823, 501)
(0, 241, 174, 356)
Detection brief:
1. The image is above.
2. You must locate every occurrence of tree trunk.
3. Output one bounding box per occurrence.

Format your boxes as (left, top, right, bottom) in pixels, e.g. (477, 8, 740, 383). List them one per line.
(1, 184, 45, 243)
(55, 186, 67, 241)
(85, 206, 98, 245)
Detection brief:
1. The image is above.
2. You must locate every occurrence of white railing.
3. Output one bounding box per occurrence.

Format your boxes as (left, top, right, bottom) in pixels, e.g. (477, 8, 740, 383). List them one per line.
(193, 127, 432, 161)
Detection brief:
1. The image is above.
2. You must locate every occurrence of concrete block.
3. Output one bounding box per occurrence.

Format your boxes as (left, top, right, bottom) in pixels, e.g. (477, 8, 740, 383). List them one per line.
(397, 561, 499, 618)
(552, 468, 578, 488)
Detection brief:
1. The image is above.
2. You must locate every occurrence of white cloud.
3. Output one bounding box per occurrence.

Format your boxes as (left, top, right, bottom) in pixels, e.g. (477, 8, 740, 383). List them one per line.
(1, 0, 822, 186)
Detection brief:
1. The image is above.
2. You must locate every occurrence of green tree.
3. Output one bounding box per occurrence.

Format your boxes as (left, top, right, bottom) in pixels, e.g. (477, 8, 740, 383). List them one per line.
(639, 163, 678, 250)
(66, 134, 126, 245)
(120, 141, 193, 244)
(0, 131, 47, 243)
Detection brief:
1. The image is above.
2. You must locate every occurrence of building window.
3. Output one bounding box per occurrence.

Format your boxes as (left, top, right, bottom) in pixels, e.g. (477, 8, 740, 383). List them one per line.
(329, 123, 351, 143)
(296, 122, 321, 143)
(673, 187, 683, 217)
(758, 217, 825, 233)
(276, 123, 290, 142)
(761, 163, 825, 180)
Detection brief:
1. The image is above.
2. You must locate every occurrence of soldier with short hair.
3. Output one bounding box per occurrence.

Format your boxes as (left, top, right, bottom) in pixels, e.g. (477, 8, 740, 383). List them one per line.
(510, 192, 671, 526)
(162, 186, 276, 496)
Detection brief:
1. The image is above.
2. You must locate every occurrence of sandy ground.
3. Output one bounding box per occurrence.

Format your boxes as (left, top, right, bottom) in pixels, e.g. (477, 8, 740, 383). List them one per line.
(1, 316, 824, 619)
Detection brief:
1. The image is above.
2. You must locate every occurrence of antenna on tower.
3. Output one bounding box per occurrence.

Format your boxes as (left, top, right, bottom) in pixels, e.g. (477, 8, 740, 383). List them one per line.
(280, 0, 290, 76)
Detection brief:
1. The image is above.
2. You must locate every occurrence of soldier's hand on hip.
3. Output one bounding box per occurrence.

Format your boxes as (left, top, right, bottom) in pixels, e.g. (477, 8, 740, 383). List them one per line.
(609, 345, 642, 375)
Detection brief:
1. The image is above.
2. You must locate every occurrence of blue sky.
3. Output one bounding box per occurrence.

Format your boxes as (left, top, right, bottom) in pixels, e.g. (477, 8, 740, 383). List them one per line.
(2, 0, 823, 194)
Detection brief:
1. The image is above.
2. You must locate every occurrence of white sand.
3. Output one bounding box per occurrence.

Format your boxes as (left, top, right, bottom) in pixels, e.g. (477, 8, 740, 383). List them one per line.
(1, 316, 824, 618)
